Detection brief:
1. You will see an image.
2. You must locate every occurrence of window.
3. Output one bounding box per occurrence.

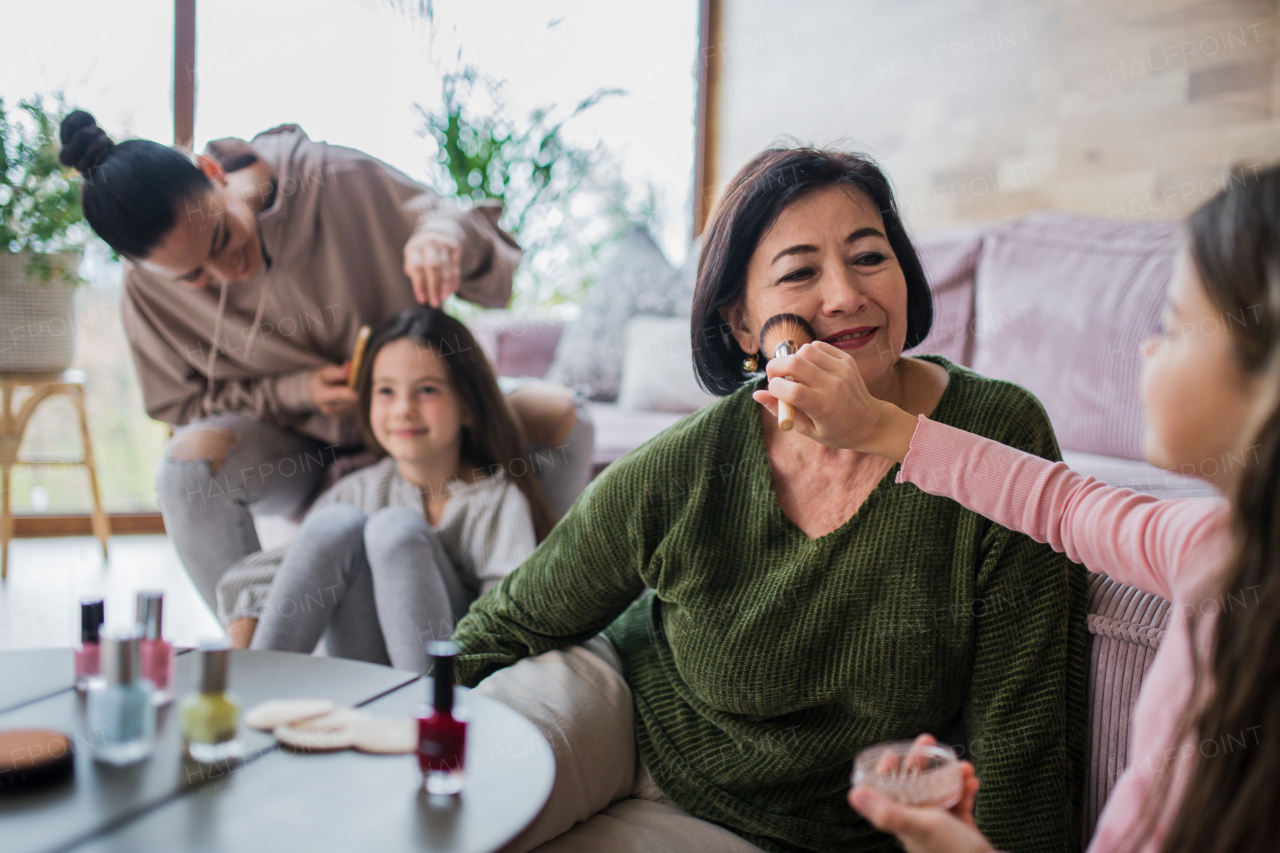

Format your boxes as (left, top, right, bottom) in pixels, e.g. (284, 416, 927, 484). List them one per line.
(3, 0, 695, 515)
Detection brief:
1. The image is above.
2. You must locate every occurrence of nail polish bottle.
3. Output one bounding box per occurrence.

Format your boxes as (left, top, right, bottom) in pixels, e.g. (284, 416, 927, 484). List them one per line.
(180, 643, 242, 765)
(416, 640, 467, 795)
(86, 632, 155, 765)
(74, 598, 105, 691)
(136, 592, 174, 705)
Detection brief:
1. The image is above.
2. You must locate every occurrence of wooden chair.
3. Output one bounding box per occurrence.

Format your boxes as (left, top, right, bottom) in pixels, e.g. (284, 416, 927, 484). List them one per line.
(0, 370, 110, 579)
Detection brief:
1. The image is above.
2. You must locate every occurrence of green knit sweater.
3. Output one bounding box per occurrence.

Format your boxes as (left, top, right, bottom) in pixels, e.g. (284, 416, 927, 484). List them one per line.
(454, 356, 1088, 853)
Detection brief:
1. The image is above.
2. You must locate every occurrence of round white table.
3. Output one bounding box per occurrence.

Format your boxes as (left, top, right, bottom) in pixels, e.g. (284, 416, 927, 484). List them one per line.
(0, 649, 555, 853)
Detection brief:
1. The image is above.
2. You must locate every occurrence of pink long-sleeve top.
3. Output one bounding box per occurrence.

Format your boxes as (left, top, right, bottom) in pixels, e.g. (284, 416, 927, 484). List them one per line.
(898, 415, 1233, 853)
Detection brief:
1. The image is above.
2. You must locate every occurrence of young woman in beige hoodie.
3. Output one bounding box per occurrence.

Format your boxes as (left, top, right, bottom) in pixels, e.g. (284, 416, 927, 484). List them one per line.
(58, 111, 589, 609)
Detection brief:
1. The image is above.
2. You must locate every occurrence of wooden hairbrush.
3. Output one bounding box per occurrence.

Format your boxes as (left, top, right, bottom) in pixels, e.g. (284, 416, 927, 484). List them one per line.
(347, 325, 372, 390)
(759, 313, 816, 431)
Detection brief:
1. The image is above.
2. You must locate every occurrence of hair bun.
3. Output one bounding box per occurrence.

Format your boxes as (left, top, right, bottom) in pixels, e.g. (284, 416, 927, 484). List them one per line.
(58, 110, 115, 177)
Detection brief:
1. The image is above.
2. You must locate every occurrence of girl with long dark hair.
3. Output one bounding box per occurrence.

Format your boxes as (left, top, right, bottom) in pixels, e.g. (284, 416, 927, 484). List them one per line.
(821, 164, 1280, 853)
(218, 307, 554, 674)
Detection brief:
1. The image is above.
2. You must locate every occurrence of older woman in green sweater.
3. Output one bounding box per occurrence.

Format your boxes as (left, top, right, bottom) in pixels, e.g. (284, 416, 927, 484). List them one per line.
(452, 148, 1087, 853)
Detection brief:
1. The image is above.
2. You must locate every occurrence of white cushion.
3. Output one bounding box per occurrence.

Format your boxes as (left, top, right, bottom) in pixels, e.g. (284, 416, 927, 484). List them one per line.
(546, 226, 690, 401)
(617, 315, 717, 413)
(1060, 449, 1217, 500)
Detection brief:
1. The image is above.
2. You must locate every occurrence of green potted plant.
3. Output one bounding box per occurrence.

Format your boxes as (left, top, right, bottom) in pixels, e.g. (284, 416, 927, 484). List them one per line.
(415, 66, 637, 312)
(0, 94, 88, 373)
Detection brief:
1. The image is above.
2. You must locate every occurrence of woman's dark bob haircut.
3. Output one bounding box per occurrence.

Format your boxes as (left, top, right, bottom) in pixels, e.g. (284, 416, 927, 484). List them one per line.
(690, 147, 933, 396)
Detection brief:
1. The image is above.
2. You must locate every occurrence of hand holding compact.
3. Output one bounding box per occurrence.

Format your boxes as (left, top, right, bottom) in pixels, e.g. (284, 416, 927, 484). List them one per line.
(848, 734, 991, 853)
(404, 230, 463, 308)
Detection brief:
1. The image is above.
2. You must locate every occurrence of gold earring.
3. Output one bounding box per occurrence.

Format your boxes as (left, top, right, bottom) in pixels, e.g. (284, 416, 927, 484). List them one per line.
(742, 354, 759, 372)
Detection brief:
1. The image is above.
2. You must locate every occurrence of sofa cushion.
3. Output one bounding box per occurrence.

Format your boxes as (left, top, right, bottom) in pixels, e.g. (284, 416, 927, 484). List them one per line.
(617, 315, 717, 413)
(971, 212, 1182, 460)
(906, 225, 984, 367)
(1084, 573, 1171, 842)
(1060, 450, 1218, 501)
(466, 311, 565, 379)
(586, 402, 687, 472)
(547, 226, 690, 401)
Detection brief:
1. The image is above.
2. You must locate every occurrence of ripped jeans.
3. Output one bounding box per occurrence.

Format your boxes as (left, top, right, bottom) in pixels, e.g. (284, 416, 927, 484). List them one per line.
(156, 414, 340, 608)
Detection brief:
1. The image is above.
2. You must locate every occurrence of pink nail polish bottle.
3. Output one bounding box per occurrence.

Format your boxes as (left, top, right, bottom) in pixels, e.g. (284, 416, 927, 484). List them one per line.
(75, 598, 105, 691)
(136, 592, 174, 705)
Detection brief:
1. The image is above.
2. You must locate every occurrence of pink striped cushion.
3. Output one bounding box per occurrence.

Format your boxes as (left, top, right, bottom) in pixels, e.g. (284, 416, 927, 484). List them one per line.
(971, 212, 1182, 460)
(906, 226, 983, 367)
(467, 312, 566, 379)
(1084, 574, 1170, 842)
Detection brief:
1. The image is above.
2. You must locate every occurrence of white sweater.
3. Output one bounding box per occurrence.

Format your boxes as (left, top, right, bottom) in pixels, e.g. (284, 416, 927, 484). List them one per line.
(215, 456, 536, 623)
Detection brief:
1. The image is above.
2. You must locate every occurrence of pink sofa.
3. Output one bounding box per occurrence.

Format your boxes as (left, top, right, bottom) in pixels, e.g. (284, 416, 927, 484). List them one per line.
(467, 312, 691, 474)
(471, 210, 1214, 845)
(909, 212, 1214, 841)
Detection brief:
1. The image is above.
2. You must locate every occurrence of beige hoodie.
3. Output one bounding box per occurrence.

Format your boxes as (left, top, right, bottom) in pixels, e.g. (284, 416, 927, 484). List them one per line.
(121, 125, 519, 446)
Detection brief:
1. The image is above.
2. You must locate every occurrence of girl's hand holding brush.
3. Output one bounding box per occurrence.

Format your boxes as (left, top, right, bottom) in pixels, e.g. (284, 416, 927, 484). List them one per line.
(751, 341, 920, 463)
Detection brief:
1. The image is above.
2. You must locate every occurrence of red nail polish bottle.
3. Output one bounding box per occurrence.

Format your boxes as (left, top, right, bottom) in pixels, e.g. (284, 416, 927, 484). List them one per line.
(137, 592, 174, 705)
(75, 598, 105, 691)
(416, 640, 466, 795)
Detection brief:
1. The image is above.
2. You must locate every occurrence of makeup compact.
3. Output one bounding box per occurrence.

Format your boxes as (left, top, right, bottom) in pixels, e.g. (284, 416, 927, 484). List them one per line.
(0, 729, 74, 791)
(851, 740, 963, 808)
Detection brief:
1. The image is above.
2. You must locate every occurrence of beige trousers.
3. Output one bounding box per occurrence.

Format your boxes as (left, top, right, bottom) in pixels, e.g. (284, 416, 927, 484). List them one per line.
(475, 635, 766, 853)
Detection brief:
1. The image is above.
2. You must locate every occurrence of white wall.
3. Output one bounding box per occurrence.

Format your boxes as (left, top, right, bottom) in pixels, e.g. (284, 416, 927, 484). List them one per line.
(712, 0, 1280, 231)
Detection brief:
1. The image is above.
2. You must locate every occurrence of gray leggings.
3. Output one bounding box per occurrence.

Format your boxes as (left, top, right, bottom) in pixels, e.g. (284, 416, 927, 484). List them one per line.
(249, 504, 470, 673)
(157, 399, 593, 611)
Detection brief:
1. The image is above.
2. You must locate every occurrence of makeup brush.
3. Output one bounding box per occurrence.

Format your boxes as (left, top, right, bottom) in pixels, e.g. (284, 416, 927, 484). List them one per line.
(759, 313, 816, 431)
(347, 325, 372, 390)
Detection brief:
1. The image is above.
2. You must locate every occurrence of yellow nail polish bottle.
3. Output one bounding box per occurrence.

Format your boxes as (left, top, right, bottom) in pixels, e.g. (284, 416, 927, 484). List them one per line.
(180, 644, 242, 765)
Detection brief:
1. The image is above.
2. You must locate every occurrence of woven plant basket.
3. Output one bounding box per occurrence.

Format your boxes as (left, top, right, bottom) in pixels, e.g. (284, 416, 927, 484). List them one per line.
(0, 252, 81, 373)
